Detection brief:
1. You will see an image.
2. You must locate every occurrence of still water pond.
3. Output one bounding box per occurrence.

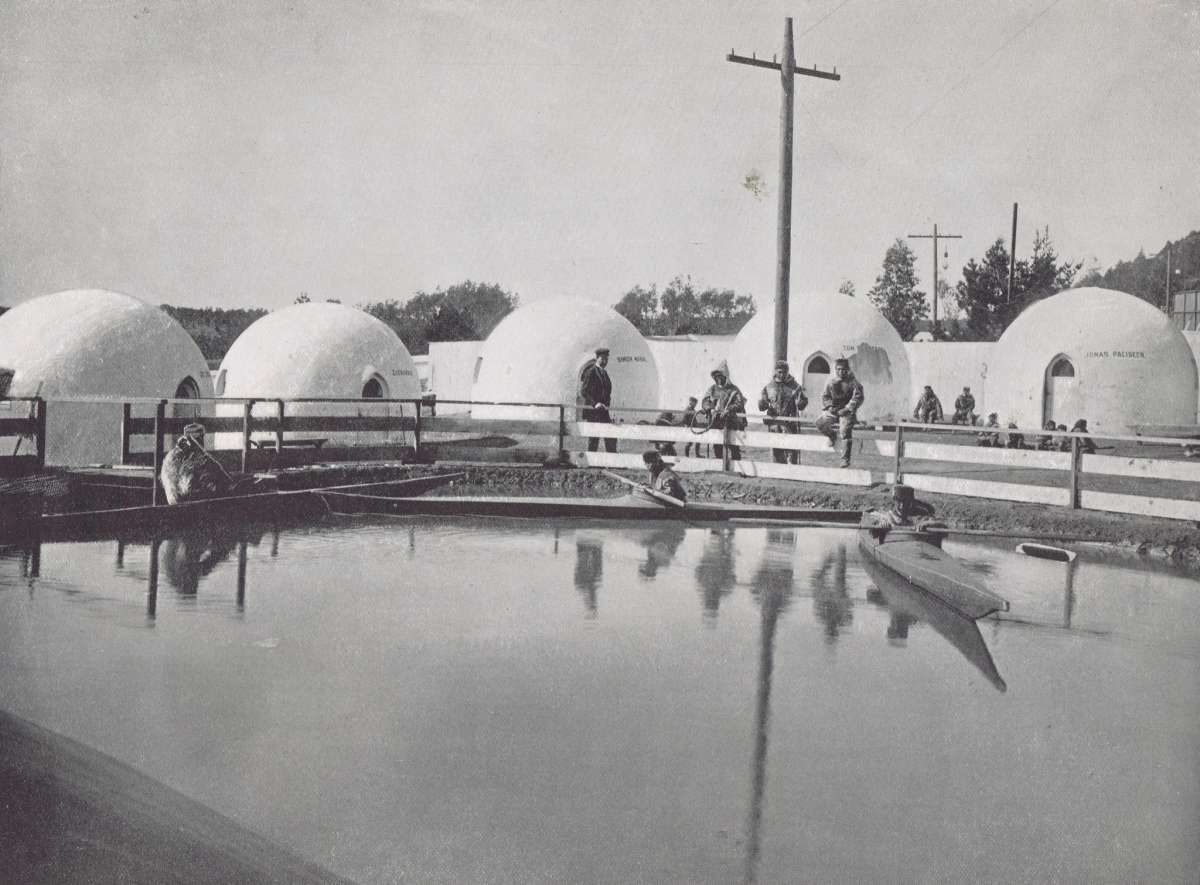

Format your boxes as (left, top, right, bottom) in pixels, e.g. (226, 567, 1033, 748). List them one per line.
(1, 517, 1198, 884)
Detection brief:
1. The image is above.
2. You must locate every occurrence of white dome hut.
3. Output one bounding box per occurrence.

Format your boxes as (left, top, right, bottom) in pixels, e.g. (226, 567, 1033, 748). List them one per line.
(0, 289, 213, 466)
(216, 303, 420, 449)
(471, 297, 659, 420)
(726, 292, 911, 423)
(989, 287, 1198, 433)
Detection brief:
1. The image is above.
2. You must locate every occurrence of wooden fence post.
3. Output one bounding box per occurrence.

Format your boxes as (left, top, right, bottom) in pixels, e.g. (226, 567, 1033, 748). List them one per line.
(1069, 435, 1080, 509)
(152, 400, 167, 505)
(722, 424, 733, 472)
(413, 399, 423, 460)
(275, 399, 285, 453)
(893, 424, 904, 484)
(34, 397, 47, 468)
(120, 403, 132, 465)
(557, 405, 566, 463)
(241, 400, 254, 474)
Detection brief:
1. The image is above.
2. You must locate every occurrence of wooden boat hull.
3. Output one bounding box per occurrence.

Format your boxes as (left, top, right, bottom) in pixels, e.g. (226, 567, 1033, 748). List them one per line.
(858, 526, 1009, 620)
(321, 491, 862, 524)
(0, 474, 461, 544)
(860, 554, 1007, 692)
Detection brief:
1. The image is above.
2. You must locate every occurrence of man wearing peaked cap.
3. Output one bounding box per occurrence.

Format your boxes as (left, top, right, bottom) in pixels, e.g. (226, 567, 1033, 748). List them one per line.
(578, 346, 616, 453)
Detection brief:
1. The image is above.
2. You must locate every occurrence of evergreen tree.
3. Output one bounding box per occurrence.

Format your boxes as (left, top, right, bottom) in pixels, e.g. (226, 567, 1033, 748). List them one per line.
(867, 239, 927, 340)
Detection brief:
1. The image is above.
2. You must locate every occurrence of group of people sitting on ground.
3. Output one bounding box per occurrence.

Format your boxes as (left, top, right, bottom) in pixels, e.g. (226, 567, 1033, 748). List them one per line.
(975, 414, 1096, 453)
(913, 385, 978, 425)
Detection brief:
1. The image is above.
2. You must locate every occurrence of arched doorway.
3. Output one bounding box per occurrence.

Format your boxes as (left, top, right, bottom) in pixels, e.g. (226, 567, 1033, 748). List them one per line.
(1043, 355, 1082, 428)
(361, 375, 386, 399)
(802, 354, 831, 411)
(171, 376, 201, 420)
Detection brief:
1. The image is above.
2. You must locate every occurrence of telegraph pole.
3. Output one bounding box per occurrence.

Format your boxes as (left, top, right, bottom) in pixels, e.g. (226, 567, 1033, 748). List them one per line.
(907, 224, 962, 336)
(1007, 202, 1018, 303)
(728, 19, 840, 364)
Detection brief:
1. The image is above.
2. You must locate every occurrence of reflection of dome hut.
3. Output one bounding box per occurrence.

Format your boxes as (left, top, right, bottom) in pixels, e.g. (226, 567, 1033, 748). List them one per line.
(471, 297, 659, 420)
(215, 303, 420, 448)
(989, 287, 1198, 433)
(0, 289, 213, 466)
(726, 292, 911, 423)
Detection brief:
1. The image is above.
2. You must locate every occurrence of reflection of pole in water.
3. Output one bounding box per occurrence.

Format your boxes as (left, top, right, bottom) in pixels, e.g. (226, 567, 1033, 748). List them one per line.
(1063, 558, 1077, 629)
(553, 526, 559, 557)
(270, 528, 280, 558)
(573, 538, 603, 617)
(116, 539, 125, 570)
(146, 538, 160, 621)
(236, 540, 248, 611)
(744, 529, 796, 884)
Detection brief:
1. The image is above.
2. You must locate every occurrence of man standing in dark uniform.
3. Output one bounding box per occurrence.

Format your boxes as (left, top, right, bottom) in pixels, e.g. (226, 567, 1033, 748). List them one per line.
(578, 346, 616, 453)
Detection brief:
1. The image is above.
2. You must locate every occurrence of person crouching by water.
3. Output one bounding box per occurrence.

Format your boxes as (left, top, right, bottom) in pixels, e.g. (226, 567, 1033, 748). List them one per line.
(758, 359, 808, 464)
(160, 423, 239, 505)
(704, 360, 747, 461)
(816, 357, 864, 468)
(641, 450, 686, 503)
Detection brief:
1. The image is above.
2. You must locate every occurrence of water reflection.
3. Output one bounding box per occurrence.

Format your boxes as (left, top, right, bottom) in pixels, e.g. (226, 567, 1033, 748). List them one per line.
(743, 529, 797, 884)
(809, 543, 852, 643)
(695, 529, 737, 620)
(636, 523, 686, 579)
(161, 527, 244, 597)
(573, 536, 603, 617)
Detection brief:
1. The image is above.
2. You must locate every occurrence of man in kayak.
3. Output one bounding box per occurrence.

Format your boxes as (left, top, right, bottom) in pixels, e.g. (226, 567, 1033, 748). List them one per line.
(159, 423, 238, 505)
(578, 346, 616, 454)
(642, 450, 686, 503)
(816, 357, 864, 468)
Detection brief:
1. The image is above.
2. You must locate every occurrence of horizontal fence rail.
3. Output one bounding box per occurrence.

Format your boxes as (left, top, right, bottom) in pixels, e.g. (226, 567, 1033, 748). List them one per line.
(5, 395, 1200, 523)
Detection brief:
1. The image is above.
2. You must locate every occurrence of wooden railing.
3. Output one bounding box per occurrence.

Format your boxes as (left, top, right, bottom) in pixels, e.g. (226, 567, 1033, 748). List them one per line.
(0, 397, 47, 470)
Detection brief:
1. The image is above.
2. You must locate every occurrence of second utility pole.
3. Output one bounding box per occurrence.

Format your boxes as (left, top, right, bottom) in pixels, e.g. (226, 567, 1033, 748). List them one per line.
(908, 224, 962, 337)
(728, 19, 839, 364)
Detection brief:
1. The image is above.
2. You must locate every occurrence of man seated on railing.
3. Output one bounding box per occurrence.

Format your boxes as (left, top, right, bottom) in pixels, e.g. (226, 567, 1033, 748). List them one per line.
(913, 386, 944, 424)
(160, 423, 237, 505)
(816, 357, 864, 469)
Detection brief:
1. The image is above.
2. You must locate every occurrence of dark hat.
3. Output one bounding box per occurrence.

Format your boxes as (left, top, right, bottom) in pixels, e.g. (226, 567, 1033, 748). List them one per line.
(774, 360, 789, 371)
(595, 347, 610, 356)
(642, 450, 662, 465)
(834, 357, 850, 367)
(182, 422, 206, 439)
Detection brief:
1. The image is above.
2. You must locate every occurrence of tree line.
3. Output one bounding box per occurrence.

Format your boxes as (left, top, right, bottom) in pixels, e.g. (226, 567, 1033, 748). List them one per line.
(4, 228, 1192, 357)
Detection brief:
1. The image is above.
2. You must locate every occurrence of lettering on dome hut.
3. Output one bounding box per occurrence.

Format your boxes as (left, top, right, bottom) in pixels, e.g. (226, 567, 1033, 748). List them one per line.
(614, 355, 648, 363)
(1083, 351, 1146, 359)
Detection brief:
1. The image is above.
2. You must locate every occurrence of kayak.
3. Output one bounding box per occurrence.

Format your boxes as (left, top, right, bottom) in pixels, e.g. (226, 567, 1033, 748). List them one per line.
(858, 517, 1009, 620)
(320, 491, 863, 524)
(0, 473, 462, 544)
(860, 553, 1007, 692)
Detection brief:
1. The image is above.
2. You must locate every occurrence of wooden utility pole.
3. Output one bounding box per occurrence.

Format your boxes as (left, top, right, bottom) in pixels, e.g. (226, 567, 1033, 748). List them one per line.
(907, 224, 961, 336)
(728, 19, 840, 364)
(1165, 243, 1173, 312)
(1007, 202, 1018, 303)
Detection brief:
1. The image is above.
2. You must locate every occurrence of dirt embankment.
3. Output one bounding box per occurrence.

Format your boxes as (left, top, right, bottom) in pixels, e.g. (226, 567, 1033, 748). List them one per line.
(278, 461, 1200, 567)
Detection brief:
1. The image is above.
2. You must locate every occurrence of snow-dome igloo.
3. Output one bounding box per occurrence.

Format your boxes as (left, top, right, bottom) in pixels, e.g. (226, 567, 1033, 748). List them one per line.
(471, 297, 660, 420)
(726, 292, 911, 423)
(988, 287, 1198, 433)
(215, 302, 421, 449)
(0, 289, 214, 465)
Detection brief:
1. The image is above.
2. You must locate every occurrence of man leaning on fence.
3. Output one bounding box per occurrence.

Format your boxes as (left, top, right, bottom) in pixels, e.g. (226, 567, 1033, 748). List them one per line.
(758, 360, 808, 465)
(578, 346, 616, 453)
(816, 357, 864, 468)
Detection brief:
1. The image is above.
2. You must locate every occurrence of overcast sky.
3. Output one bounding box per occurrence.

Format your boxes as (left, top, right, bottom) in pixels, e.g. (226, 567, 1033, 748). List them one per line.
(1, 0, 1197, 313)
